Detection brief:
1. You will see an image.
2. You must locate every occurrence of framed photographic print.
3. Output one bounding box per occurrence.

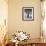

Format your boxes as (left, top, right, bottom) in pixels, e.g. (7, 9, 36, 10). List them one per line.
(22, 7, 34, 21)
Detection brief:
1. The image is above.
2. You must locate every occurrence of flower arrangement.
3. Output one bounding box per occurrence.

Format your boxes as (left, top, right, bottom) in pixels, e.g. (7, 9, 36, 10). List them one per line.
(17, 31, 30, 41)
(11, 31, 30, 42)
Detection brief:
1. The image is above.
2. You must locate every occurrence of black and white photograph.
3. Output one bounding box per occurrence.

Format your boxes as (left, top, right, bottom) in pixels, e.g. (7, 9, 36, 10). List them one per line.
(22, 7, 34, 21)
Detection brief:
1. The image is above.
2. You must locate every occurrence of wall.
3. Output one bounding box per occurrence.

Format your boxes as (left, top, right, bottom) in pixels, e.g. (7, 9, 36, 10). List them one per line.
(8, 0, 41, 39)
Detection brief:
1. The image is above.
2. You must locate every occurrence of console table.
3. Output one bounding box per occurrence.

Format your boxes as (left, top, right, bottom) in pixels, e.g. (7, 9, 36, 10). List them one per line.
(6, 38, 46, 46)
(18, 38, 46, 46)
(18, 43, 46, 46)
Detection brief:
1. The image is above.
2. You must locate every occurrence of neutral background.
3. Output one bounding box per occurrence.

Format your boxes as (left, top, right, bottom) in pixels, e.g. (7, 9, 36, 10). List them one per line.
(8, 0, 41, 39)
